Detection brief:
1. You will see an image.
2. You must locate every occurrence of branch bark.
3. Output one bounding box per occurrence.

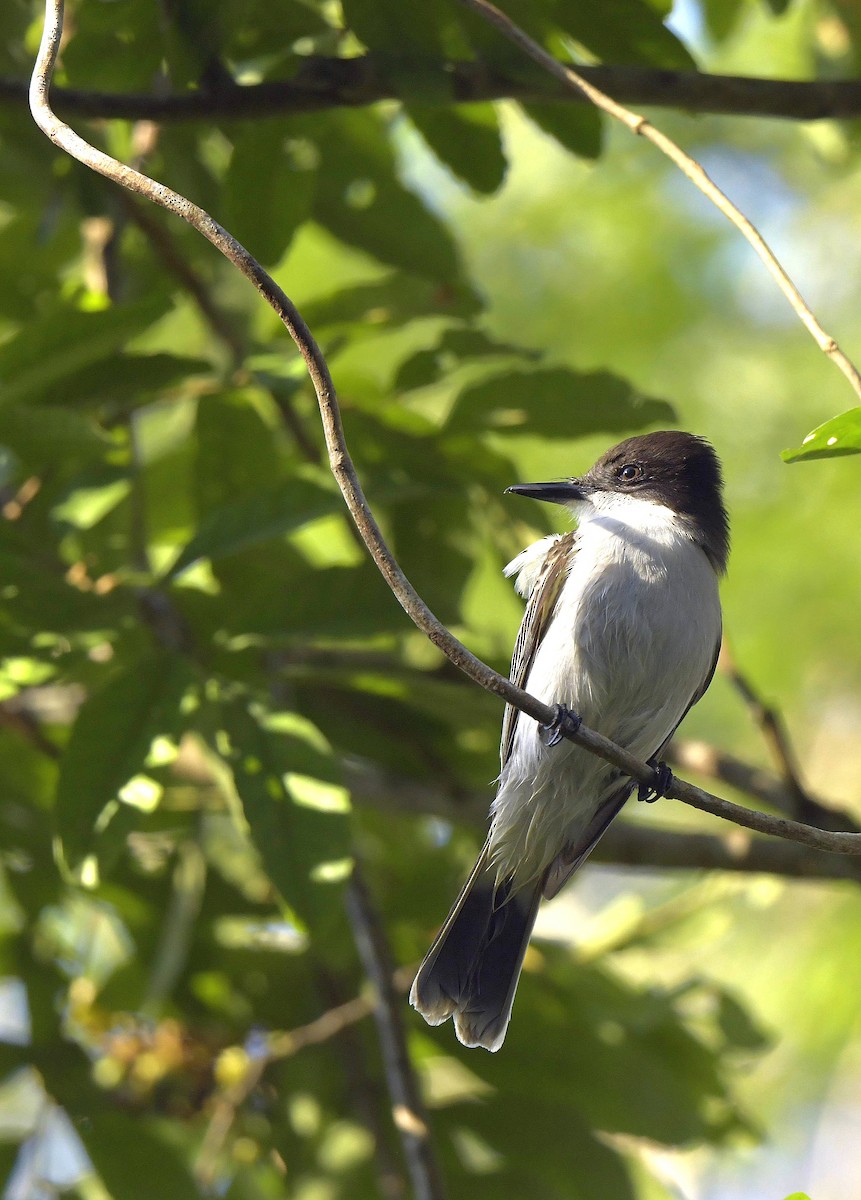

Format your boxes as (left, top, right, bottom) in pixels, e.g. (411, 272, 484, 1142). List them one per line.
(28, 0, 861, 859)
(346, 867, 447, 1200)
(9, 59, 861, 123)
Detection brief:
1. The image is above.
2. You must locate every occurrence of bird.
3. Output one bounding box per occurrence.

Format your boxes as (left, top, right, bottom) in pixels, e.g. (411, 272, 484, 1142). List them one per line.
(410, 430, 729, 1052)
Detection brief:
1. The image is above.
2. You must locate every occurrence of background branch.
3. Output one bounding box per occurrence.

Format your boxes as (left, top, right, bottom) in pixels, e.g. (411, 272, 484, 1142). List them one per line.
(345, 867, 446, 1200)
(345, 758, 861, 884)
(9, 61, 861, 123)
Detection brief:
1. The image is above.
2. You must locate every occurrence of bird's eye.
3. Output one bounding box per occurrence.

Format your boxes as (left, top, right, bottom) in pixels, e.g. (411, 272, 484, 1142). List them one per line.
(617, 463, 642, 483)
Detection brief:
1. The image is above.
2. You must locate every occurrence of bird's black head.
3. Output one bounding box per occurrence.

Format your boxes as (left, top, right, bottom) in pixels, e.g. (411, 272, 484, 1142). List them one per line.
(507, 431, 730, 574)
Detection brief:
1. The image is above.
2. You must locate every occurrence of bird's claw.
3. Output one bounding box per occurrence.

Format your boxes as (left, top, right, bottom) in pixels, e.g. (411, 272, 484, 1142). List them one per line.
(539, 704, 582, 748)
(638, 758, 673, 804)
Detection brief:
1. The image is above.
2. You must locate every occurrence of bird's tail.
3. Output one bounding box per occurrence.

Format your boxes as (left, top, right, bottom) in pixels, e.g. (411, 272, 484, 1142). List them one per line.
(409, 843, 543, 1052)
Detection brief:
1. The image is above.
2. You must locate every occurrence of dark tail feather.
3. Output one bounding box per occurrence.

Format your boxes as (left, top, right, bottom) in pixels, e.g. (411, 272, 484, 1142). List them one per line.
(410, 844, 543, 1052)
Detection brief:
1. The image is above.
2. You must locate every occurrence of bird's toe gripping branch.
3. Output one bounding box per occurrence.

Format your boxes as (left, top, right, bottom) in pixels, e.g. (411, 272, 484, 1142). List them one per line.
(538, 704, 582, 748)
(638, 758, 674, 804)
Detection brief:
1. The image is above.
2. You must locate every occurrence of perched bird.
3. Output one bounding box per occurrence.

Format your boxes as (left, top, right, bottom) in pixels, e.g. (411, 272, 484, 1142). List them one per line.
(410, 430, 729, 1051)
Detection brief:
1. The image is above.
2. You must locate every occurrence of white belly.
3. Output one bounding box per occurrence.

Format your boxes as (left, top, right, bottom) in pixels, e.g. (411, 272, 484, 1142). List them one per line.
(489, 510, 721, 881)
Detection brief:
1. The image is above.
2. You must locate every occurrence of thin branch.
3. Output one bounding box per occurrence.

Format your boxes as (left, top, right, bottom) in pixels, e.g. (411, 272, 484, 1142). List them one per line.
(10, 59, 861, 122)
(196, 962, 416, 1191)
(264, 965, 415, 1060)
(668, 738, 858, 834)
(592, 821, 861, 883)
(345, 867, 447, 1200)
(29, 0, 861, 860)
(718, 646, 828, 828)
(313, 967, 408, 1200)
(459, 0, 861, 406)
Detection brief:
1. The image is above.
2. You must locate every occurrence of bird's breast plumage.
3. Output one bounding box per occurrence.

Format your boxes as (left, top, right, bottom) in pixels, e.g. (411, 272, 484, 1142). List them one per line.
(490, 499, 721, 883)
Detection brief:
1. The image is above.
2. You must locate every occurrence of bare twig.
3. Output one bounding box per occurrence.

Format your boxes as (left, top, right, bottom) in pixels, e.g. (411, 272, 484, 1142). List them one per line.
(11, 60, 861, 123)
(29, 0, 861, 860)
(346, 867, 446, 1200)
(668, 738, 857, 834)
(593, 821, 861, 883)
(313, 967, 408, 1200)
(196, 962, 415, 1190)
(459, 0, 861, 406)
(718, 647, 826, 827)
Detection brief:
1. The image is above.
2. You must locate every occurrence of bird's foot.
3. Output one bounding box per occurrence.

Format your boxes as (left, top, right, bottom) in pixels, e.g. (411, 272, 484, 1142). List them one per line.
(538, 704, 582, 748)
(638, 758, 673, 804)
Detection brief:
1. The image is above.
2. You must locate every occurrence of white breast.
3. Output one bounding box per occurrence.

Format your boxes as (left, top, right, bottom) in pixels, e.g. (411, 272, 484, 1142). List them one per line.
(490, 493, 721, 881)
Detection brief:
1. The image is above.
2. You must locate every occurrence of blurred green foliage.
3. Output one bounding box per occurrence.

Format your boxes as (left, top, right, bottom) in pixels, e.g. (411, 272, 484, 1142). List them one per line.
(0, 1, 860, 1198)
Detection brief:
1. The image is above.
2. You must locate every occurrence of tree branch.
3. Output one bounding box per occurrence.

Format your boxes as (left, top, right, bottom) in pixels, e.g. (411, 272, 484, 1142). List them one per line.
(718, 647, 833, 830)
(29, 0, 861, 859)
(668, 738, 858, 834)
(459, 0, 861, 406)
(344, 758, 861, 884)
(9, 58, 861, 123)
(345, 867, 447, 1200)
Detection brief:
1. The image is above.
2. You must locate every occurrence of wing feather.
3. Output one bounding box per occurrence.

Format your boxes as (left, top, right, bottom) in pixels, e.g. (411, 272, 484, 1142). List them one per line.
(500, 531, 577, 768)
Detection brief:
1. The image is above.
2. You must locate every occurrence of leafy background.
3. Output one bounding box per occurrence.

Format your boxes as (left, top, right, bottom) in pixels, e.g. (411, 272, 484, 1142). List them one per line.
(0, 0, 860, 1197)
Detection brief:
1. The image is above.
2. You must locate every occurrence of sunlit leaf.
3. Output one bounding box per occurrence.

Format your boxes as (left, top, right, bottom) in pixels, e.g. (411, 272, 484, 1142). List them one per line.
(166, 478, 343, 578)
(782, 406, 861, 461)
(56, 650, 196, 866)
(215, 699, 351, 934)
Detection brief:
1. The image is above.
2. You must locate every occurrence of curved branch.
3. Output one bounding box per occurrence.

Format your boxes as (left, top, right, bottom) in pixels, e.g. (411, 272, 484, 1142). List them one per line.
(460, 0, 861, 406)
(29, 0, 861, 859)
(9, 59, 861, 123)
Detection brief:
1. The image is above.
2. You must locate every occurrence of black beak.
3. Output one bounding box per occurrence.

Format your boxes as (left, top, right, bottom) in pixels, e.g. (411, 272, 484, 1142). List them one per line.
(505, 480, 592, 504)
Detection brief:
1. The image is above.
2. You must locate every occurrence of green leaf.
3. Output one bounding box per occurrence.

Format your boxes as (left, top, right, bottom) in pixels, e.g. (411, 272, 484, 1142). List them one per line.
(215, 699, 351, 933)
(166, 477, 343, 579)
(224, 123, 316, 265)
(49, 353, 212, 410)
(445, 366, 674, 436)
(556, 0, 698, 69)
(522, 102, 603, 160)
(782, 406, 861, 461)
(340, 0, 458, 59)
(716, 988, 771, 1052)
(0, 297, 171, 408)
(300, 274, 480, 331)
(0, 404, 112, 465)
(308, 110, 464, 284)
(51, 467, 132, 530)
(0, 546, 122, 635)
(395, 326, 536, 391)
(85, 1114, 201, 1200)
(408, 104, 508, 194)
(56, 650, 195, 866)
(700, 0, 746, 41)
(61, 2, 163, 91)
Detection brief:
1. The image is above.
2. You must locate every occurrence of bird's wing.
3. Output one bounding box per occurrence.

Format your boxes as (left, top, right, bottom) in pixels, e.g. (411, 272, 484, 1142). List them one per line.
(500, 531, 578, 769)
